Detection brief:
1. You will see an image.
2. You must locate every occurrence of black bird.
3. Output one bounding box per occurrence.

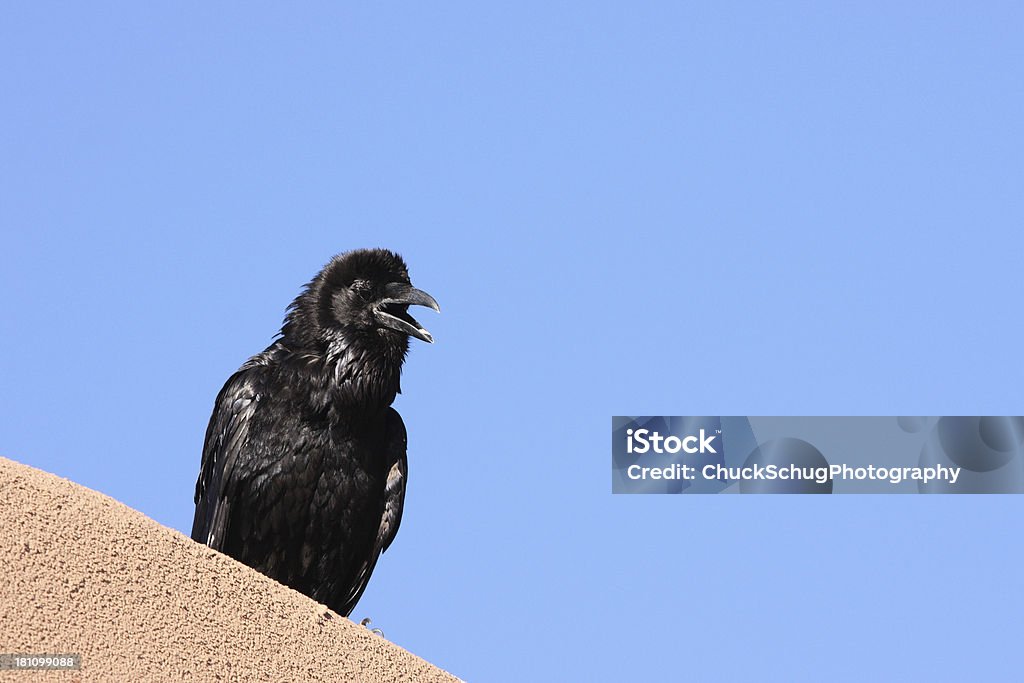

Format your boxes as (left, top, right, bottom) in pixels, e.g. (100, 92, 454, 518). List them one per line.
(191, 248, 439, 617)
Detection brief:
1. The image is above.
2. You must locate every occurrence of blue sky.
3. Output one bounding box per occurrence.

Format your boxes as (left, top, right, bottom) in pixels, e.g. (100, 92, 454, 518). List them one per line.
(2, 3, 1022, 681)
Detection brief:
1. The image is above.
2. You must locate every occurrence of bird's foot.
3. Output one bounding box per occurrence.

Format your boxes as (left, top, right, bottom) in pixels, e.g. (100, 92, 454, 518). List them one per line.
(359, 617, 385, 637)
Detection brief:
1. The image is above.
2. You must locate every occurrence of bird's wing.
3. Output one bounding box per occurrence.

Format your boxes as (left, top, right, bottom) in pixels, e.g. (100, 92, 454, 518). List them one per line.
(191, 366, 262, 549)
(379, 407, 408, 553)
(339, 407, 408, 615)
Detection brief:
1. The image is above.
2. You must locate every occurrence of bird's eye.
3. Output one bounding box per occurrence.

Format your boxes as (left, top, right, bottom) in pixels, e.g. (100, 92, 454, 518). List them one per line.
(351, 279, 372, 299)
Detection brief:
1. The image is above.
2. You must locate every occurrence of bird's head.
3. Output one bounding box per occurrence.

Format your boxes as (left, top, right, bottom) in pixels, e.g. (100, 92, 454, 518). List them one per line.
(286, 249, 440, 349)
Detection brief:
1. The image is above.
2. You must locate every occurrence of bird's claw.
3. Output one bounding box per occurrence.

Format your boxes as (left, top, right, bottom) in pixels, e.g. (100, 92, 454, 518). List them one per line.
(359, 617, 385, 638)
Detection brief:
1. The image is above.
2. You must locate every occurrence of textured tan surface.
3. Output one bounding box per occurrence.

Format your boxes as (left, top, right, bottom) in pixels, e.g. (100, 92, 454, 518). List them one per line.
(0, 456, 458, 682)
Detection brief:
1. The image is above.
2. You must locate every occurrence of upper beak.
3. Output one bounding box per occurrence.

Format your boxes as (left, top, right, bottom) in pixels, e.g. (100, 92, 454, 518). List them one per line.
(374, 282, 440, 343)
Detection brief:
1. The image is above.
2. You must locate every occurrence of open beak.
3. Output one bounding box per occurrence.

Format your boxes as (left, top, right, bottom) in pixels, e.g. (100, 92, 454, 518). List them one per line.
(374, 282, 440, 343)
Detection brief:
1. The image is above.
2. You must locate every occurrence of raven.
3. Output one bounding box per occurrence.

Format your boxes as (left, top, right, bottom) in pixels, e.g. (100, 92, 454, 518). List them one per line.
(191, 248, 438, 617)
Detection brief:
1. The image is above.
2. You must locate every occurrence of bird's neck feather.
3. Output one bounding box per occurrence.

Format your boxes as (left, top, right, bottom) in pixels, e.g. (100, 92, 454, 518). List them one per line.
(316, 332, 407, 415)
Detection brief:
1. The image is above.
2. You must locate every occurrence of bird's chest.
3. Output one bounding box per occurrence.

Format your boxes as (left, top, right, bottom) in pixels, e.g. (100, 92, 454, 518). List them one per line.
(315, 433, 386, 511)
(245, 402, 387, 520)
(235, 375, 391, 550)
